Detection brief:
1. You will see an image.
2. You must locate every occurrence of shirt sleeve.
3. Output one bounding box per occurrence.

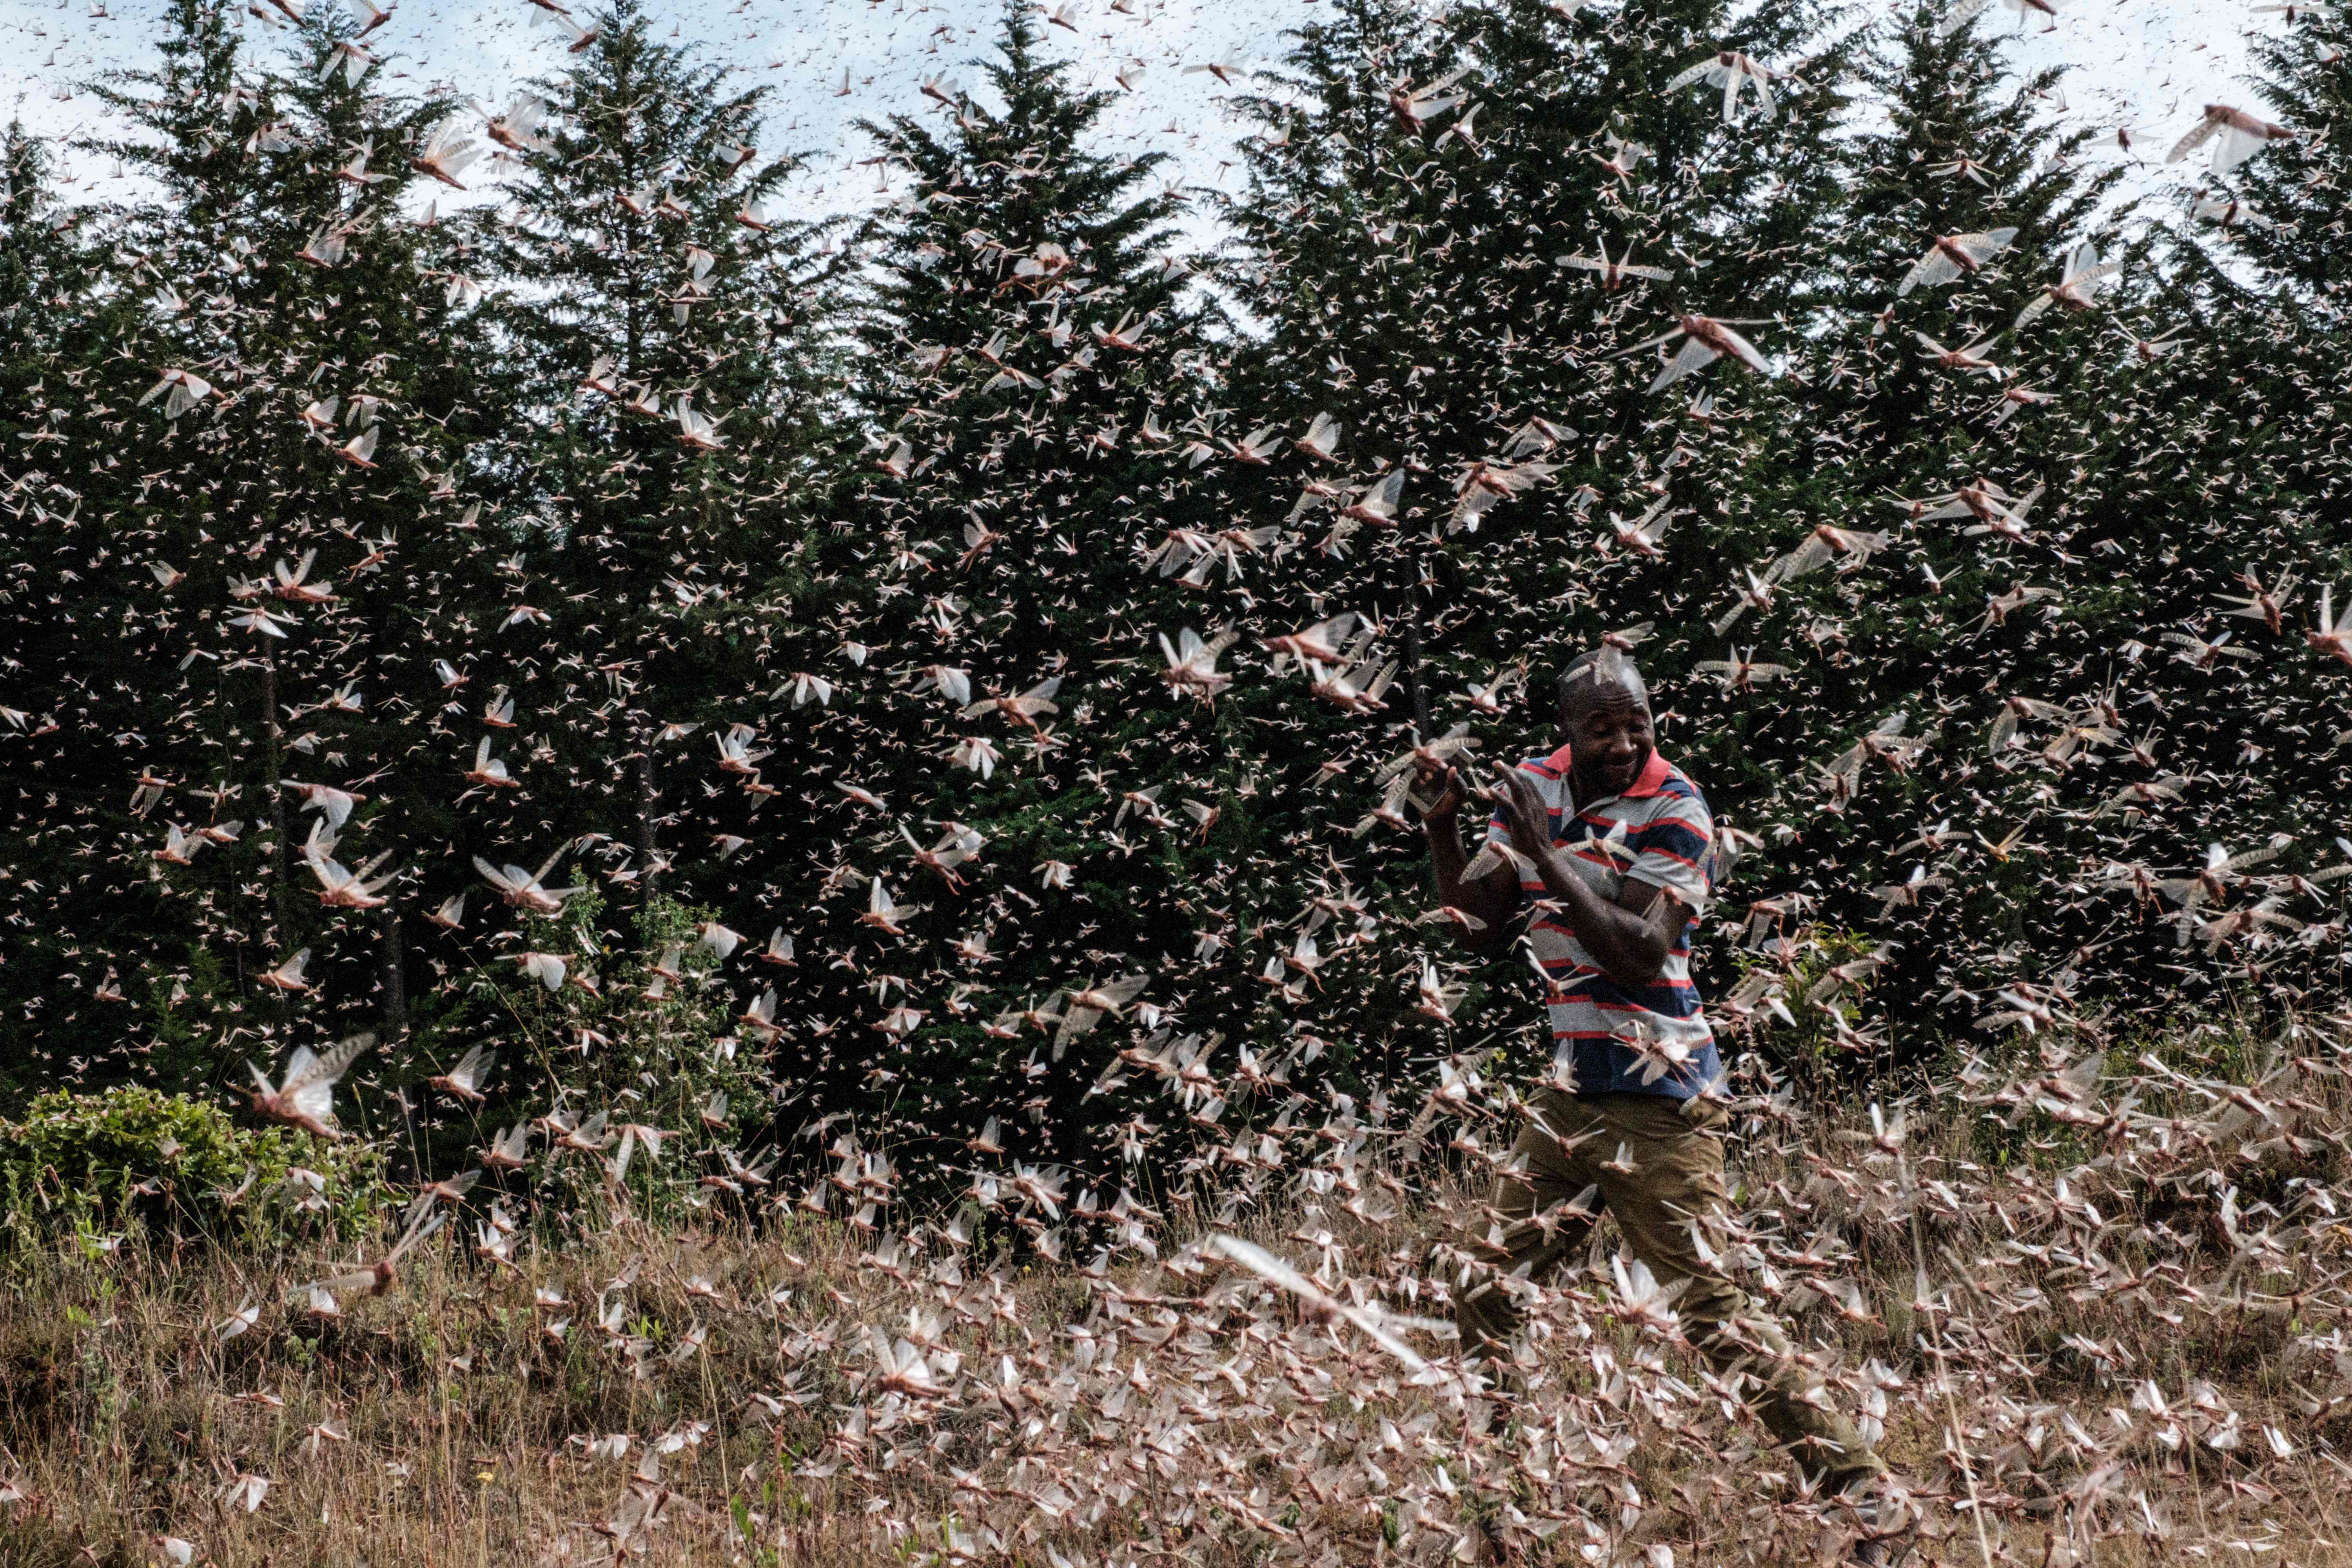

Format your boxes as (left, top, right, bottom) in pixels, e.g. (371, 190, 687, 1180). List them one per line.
(1625, 801, 1714, 914)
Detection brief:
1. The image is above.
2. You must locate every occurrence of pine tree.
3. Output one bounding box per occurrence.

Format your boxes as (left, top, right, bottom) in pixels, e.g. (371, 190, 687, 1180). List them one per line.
(1673, 10, 2347, 1042)
(2174, 11, 2352, 307)
(1647, 9, 2158, 1038)
(748, 0, 1263, 1179)
(1189, 0, 1875, 1091)
(0, 123, 102, 409)
(0, 125, 144, 1104)
(1801, 5, 2120, 436)
(465, 0, 840, 911)
(2, 0, 301, 1091)
(1219, 0, 1859, 466)
(0, 0, 495, 1096)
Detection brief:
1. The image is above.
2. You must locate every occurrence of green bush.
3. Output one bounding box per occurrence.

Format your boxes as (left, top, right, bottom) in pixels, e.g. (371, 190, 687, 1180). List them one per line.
(1727, 926, 1894, 1086)
(0, 1085, 385, 1249)
(428, 891, 774, 1222)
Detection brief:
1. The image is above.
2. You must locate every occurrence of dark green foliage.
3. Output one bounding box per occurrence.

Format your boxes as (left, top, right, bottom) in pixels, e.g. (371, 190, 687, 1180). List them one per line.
(766, 1, 1259, 1175)
(407, 892, 767, 1187)
(0, 0, 2345, 1220)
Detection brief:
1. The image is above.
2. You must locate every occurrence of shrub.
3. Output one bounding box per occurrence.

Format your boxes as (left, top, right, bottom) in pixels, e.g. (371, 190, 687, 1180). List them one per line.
(419, 892, 777, 1222)
(0, 1085, 385, 1249)
(1724, 926, 1895, 1089)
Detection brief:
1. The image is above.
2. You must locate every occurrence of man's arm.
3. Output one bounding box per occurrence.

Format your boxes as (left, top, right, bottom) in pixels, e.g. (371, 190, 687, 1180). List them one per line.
(1494, 764, 1691, 988)
(1416, 765, 1519, 956)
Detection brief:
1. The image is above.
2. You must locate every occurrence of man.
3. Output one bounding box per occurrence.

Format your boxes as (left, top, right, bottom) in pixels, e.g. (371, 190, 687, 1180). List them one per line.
(1416, 646, 1891, 1511)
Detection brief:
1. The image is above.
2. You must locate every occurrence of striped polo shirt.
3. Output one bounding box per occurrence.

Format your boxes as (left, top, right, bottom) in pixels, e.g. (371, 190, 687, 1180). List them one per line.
(1473, 745, 1721, 1100)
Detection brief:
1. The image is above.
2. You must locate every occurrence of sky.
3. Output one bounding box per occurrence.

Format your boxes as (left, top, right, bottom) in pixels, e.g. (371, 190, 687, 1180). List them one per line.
(0, 0, 2296, 227)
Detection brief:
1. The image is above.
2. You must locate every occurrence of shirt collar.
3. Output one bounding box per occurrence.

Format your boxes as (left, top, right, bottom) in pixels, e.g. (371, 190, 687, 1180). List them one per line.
(1625, 748, 1674, 799)
(1540, 744, 1674, 802)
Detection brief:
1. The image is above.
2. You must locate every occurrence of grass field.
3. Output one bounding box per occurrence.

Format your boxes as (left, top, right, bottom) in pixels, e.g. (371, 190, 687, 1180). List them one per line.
(2, 1046, 2347, 1567)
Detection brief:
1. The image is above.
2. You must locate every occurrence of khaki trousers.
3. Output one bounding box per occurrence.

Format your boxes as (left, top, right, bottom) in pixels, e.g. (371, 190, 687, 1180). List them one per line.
(1455, 1089, 1884, 1492)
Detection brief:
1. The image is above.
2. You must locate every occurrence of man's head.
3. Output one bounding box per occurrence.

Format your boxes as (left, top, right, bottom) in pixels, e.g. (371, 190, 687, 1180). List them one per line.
(1555, 647, 1655, 800)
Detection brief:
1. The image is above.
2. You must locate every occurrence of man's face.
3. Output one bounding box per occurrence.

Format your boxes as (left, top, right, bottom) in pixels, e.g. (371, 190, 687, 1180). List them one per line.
(1560, 683, 1655, 800)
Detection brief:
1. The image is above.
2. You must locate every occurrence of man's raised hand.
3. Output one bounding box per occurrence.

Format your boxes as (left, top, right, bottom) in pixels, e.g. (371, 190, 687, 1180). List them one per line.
(1412, 761, 1467, 823)
(1493, 762, 1555, 860)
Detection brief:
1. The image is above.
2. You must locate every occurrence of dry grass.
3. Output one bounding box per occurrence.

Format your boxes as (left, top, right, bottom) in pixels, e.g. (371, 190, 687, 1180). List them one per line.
(3, 1064, 2350, 1568)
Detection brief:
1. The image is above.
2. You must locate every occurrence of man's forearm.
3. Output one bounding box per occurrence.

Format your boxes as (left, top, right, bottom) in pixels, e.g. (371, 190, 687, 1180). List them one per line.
(1532, 850, 1668, 986)
(1427, 816, 1473, 901)
(1425, 818, 1508, 951)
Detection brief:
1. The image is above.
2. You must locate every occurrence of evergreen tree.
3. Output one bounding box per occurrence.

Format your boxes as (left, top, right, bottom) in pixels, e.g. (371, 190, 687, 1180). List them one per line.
(0, 0, 495, 1104)
(2, 0, 301, 1097)
(746, 1, 1269, 1182)
(0, 124, 144, 1103)
(2175, 10, 2352, 307)
(0, 0, 2346, 1167)
(0, 123, 102, 418)
(1680, 9, 2348, 1044)
(462, 0, 841, 913)
(1663, 6, 2132, 1030)
(1187, 0, 1877, 1091)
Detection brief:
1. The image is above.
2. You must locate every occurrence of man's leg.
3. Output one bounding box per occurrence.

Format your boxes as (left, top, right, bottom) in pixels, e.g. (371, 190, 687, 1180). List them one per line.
(1593, 1094, 1886, 1494)
(1455, 1089, 1606, 1364)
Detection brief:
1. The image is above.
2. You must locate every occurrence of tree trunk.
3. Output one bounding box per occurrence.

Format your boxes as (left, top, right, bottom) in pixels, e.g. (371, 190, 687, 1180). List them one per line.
(1403, 598, 1441, 903)
(260, 652, 293, 940)
(1402, 596, 1433, 738)
(379, 903, 407, 1046)
(637, 748, 661, 900)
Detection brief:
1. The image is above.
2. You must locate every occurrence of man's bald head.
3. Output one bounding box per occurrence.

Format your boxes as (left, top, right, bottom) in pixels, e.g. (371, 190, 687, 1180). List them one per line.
(1556, 646, 1651, 726)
